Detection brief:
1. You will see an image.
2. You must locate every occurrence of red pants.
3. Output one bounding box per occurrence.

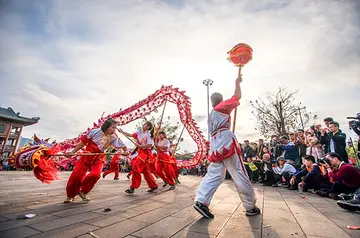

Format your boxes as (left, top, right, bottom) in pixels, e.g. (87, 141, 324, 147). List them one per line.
(66, 156, 104, 198)
(127, 159, 135, 177)
(172, 160, 179, 178)
(130, 158, 157, 189)
(148, 162, 157, 176)
(103, 162, 119, 179)
(127, 170, 133, 177)
(156, 161, 175, 186)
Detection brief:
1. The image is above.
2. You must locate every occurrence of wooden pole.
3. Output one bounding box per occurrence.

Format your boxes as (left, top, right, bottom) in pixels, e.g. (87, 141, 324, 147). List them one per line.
(116, 129, 137, 146)
(48, 152, 128, 157)
(174, 150, 196, 157)
(174, 126, 185, 152)
(232, 66, 242, 133)
(154, 100, 167, 142)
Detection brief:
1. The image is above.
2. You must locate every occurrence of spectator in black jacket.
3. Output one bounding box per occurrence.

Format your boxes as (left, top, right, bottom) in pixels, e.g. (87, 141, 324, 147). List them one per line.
(314, 124, 322, 140)
(296, 129, 307, 158)
(243, 140, 256, 161)
(320, 121, 349, 163)
(259, 154, 278, 187)
(289, 155, 328, 191)
(270, 135, 283, 158)
(321, 117, 334, 152)
(256, 139, 265, 159)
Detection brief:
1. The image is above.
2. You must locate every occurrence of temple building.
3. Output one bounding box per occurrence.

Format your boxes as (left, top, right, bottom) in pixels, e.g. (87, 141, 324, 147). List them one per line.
(0, 107, 39, 158)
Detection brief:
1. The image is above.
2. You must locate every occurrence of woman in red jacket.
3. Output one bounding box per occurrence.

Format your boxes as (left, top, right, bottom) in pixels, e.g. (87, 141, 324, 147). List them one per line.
(119, 122, 158, 194)
(64, 119, 127, 203)
(155, 132, 176, 190)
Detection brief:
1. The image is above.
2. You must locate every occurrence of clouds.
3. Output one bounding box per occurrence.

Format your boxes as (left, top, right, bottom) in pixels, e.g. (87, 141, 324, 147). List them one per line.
(0, 0, 359, 151)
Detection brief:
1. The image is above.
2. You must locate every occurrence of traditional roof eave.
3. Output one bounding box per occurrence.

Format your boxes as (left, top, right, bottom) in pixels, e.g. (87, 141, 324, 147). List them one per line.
(0, 107, 40, 126)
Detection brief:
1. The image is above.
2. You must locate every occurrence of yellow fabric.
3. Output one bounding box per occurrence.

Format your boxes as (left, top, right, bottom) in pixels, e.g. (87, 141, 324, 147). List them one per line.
(244, 162, 258, 171)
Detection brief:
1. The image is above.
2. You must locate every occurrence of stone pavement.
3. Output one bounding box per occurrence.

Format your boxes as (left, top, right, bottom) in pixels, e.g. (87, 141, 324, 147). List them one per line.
(0, 172, 359, 238)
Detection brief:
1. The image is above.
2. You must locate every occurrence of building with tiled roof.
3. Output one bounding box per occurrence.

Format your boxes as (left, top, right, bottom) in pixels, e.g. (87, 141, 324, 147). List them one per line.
(0, 107, 39, 158)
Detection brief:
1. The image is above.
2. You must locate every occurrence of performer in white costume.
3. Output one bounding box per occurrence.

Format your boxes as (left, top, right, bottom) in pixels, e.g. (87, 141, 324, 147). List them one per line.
(194, 74, 260, 218)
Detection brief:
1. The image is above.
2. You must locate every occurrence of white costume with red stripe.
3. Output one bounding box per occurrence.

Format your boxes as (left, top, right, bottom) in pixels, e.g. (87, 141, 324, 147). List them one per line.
(195, 95, 256, 210)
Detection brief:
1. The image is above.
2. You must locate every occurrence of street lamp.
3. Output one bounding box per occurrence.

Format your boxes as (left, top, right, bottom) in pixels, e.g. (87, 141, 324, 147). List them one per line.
(203, 79, 214, 140)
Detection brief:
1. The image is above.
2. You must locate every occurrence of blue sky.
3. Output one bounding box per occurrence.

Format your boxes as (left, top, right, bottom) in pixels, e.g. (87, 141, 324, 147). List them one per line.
(0, 0, 359, 151)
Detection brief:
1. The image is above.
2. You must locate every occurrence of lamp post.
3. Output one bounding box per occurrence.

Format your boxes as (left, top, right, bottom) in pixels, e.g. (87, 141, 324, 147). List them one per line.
(202, 79, 213, 141)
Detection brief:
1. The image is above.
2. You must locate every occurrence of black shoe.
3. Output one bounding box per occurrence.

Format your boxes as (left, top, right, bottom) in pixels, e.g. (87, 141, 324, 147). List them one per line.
(329, 193, 341, 200)
(316, 190, 328, 197)
(102, 174, 105, 179)
(272, 183, 279, 187)
(288, 186, 297, 190)
(114, 178, 119, 180)
(168, 185, 175, 190)
(246, 206, 261, 216)
(337, 199, 360, 212)
(262, 183, 272, 187)
(125, 188, 134, 194)
(194, 202, 214, 219)
(147, 187, 158, 193)
(285, 184, 291, 189)
(162, 182, 168, 188)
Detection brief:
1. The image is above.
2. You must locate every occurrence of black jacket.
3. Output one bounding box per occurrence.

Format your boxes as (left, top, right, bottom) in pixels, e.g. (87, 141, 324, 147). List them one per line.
(243, 145, 256, 159)
(257, 144, 265, 159)
(296, 138, 307, 157)
(320, 130, 349, 163)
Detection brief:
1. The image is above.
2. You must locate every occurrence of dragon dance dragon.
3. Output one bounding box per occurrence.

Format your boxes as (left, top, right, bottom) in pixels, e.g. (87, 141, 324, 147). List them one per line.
(9, 86, 208, 184)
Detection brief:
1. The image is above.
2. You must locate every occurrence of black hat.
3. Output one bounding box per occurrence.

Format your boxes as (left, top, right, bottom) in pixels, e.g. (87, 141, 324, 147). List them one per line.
(303, 155, 316, 163)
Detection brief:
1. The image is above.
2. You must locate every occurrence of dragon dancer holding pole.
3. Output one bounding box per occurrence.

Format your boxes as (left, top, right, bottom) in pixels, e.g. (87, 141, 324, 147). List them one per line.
(63, 118, 128, 203)
(194, 43, 260, 218)
(118, 121, 159, 194)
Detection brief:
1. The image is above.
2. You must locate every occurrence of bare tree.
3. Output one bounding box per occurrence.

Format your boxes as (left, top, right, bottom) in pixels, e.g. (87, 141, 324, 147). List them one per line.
(135, 116, 183, 150)
(250, 87, 317, 138)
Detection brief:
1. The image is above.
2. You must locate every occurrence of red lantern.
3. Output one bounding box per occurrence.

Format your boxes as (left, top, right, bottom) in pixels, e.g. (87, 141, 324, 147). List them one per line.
(227, 43, 253, 67)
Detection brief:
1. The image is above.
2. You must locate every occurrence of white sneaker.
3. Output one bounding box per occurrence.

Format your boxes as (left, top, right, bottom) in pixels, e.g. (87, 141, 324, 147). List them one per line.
(79, 192, 90, 202)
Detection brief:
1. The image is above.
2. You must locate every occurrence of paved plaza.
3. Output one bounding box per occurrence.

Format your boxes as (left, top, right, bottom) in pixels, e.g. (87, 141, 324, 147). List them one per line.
(0, 171, 359, 238)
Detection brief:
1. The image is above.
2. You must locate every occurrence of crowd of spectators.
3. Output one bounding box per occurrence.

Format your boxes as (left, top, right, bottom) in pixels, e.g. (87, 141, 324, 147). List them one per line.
(241, 117, 360, 212)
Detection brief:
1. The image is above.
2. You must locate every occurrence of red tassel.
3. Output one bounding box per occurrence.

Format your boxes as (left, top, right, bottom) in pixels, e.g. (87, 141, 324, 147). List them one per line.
(33, 159, 59, 184)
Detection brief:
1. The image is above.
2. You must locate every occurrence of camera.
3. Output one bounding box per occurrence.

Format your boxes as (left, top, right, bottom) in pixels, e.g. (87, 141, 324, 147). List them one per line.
(347, 113, 360, 135)
(318, 157, 330, 166)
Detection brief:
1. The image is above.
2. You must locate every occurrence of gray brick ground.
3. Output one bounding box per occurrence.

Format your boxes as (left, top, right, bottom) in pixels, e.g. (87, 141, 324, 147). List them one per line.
(0, 171, 358, 238)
